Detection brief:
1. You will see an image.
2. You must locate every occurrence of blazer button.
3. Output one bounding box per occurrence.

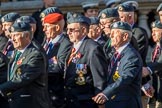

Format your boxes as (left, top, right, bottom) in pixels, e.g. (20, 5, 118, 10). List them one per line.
(70, 99, 74, 102)
(64, 98, 67, 101)
(8, 98, 12, 102)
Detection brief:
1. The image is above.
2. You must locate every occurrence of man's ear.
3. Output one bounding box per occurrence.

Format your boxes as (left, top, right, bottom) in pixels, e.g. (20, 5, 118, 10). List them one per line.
(123, 32, 129, 41)
(55, 24, 60, 32)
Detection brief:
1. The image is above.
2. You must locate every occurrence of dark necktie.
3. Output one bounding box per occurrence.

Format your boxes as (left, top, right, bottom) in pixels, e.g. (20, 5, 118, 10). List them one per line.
(108, 52, 120, 75)
(67, 48, 76, 66)
(14, 51, 22, 62)
(3, 41, 12, 55)
(152, 45, 161, 62)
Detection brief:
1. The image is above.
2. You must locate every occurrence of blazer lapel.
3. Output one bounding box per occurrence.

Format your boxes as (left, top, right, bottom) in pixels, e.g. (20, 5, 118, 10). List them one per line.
(75, 37, 88, 64)
(9, 43, 33, 80)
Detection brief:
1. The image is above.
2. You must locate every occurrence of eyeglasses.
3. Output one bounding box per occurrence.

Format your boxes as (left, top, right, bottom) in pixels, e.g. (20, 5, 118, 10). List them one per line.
(66, 28, 81, 32)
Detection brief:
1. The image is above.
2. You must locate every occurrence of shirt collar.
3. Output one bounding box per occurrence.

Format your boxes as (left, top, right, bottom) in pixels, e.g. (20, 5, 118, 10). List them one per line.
(94, 36, 101, 42)
(73, 36, 86, 52)
(18, 42, 31, 54)
(117, 42, 129, 54)
(50, 34, 62, 44)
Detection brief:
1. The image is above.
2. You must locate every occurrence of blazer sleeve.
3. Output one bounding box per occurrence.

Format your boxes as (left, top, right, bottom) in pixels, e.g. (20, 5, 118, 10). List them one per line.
(147, 62, 162, 76)
(51, 39, 72, 74)
(89, 45, 108, 94)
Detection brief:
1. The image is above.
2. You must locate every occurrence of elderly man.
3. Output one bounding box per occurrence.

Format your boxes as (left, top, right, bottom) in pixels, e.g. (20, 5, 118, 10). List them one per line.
(1, 12, 20, 58)
(43, 13, 72, 108)
(142, 20, 162, 108)
(88, 17, 107, 47)
(0, 15, 8, 52)
(117, 3, 152, 107)
(0, 21, 49, 108)
(64, 12, 108, 108)
(92, 21, 143, 108)
(98, 8, 120, 65)
(32, 0, 56, 44)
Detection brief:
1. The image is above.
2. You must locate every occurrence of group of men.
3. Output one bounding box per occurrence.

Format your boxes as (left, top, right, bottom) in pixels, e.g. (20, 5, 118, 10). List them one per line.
(0, 0, 162, 108)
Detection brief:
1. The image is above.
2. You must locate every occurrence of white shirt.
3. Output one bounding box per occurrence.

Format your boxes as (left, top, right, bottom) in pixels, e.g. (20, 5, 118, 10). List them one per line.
(73, 36, 86, 53)
(94, 36, 101, 42)
(116, 42, 129, 54)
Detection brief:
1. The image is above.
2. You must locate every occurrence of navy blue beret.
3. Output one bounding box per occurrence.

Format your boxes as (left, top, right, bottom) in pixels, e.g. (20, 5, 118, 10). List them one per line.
(118, 3, 134, 12)
(17, 16, 36, 24)
(89, 17, 99, 25)
(110, 21, 132, 31)
(40, 7, 62, 18)
(1, 12, 20, 23)
(10, 21, 31, 32)
(151, 20, 162, 29)
(67, 12, 90, 25)
(157, 3, 162, 12)
(98, 8, 119, 19)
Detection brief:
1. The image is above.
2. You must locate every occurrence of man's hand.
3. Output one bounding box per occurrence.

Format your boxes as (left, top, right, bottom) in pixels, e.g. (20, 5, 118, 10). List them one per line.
(92, 93, 107, 104)
(142, 67, 150, 77)
(142, 83, 155, 98)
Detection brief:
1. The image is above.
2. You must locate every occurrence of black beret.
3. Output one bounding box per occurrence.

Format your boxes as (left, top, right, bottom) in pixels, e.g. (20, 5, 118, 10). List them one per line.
(10, 21, 31, 32)
(118, 3, 134, 12)
(1, 12, 20, 23)
(67, 12, 90, 25)
(122, 1, 139, 10)
(157, 3, 162, 12)
(17, 16, 36, 24)
(98, 8, 119, 19)
(151, 20, 162, 29)
(40, 7, 62, 19)
(89, 17, 99, 25)
(110, 21, 132, 31)
(81, 1, 99, 9)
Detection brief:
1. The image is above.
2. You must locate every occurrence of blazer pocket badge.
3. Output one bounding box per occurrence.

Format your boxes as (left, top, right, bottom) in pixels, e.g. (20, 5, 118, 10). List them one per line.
(12, 68, 22, 83)
(113, 71, 120, 81)
(75, 64, 87, 85)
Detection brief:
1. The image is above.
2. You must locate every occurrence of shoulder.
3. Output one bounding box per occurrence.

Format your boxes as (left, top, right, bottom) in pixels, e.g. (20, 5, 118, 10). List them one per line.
(122, 44, 142, 60)
(133, 25, 147, 35)
(85, 38, 102, 51)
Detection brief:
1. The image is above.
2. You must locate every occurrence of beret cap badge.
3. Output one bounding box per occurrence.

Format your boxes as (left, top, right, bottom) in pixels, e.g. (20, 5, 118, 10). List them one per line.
(10, 27, 14, 32)
(101, 13, 106, 18)
(73, 13, 77, 18)
(118, 6, 123, 11)
(40, 13, 45, 18)
(152, 22, 155, 28)
(113, 23, 118, 28)
(1, 18, 4, 23)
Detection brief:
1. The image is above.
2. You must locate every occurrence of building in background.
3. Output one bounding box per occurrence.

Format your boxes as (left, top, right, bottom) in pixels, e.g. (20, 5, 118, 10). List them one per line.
(0, 0, 161, 41)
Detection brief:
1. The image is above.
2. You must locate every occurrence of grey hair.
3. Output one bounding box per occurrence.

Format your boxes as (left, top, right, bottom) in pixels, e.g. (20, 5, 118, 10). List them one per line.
(22, 31, 32, 40)
(120, 29, 132, 41)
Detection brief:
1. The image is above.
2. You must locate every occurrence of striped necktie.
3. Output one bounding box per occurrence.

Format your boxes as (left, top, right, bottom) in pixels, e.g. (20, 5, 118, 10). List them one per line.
(67, 48, 76, 66)
(152, 45, 161, 62)
(3, 41, 12, 55)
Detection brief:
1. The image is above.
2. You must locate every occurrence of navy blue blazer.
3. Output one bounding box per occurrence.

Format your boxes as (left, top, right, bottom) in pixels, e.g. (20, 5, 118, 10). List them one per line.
(103, 43, 143, 108)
